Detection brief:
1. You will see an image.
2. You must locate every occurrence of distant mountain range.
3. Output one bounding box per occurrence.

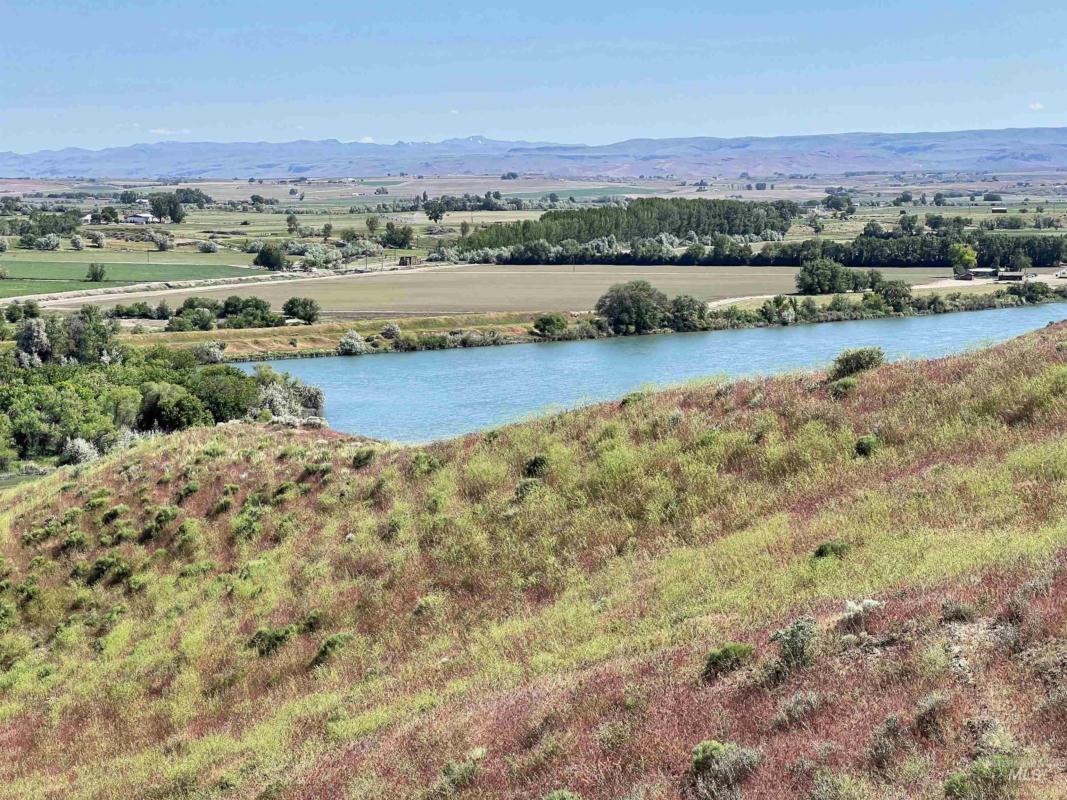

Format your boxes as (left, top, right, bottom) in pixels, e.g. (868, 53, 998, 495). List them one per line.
(4, 128, 1067, 179)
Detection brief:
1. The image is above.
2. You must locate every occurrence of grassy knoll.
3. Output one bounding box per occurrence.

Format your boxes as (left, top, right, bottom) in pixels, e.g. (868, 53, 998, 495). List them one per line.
(4, 326, 1067, 797)
(59, 264, 955, 314)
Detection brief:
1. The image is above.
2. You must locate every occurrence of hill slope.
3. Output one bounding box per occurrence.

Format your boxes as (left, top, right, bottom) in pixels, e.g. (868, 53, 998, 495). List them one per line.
(3, 127, 1067, 178)
(4, 327, 1067, 798)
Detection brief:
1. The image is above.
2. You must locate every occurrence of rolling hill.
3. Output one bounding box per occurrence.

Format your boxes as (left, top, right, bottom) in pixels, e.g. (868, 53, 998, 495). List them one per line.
(3, 127, 1067, 179)
(2, 325, 1067, 798)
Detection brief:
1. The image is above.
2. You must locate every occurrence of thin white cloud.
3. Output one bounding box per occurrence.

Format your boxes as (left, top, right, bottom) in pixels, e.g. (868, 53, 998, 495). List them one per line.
(149, 127, 191, 135)
(359, 136, 374, 143)
(449, 109, 460, 115)
(1029, 102, 1045, 111)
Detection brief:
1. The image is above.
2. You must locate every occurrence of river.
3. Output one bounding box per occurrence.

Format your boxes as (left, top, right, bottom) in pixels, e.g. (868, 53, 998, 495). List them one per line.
(238, 304, 1067, 442)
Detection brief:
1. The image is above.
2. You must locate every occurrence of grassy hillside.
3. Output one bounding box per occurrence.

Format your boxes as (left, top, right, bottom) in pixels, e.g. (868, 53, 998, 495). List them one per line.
(4, 326, 1067, 798)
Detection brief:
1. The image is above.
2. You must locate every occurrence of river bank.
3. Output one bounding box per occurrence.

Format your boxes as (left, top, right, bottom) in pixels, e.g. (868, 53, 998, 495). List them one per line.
(170, 283, 1067, 363)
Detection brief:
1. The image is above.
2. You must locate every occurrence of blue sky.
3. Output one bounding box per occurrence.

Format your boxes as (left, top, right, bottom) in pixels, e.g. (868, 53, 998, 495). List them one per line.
(2, 0, 1065, 152)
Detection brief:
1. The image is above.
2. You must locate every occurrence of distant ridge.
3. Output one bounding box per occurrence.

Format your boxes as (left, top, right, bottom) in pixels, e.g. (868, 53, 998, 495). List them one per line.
(3, 128, 1067, 179)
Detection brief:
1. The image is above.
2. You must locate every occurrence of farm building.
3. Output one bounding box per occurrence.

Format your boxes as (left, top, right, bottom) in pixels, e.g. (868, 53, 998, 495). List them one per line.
(398, 256, 423, 267)
(991, 207, 1008, 214)
(79, 213, 93, 224)
(998, 271, 1024, 281)
(125, 212, 160, 224)
(962, 268, 997, 280)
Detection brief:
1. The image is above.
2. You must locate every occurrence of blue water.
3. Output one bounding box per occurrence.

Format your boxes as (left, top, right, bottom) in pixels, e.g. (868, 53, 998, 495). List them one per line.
(239, 304, 1067, 442)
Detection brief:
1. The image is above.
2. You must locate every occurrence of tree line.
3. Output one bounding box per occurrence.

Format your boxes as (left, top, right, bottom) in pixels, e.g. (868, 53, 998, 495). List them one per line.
(459, 198, 802, 251)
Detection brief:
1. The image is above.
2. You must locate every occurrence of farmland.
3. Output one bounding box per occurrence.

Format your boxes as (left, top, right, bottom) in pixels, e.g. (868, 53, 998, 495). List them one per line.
(51, 264, 961, 315)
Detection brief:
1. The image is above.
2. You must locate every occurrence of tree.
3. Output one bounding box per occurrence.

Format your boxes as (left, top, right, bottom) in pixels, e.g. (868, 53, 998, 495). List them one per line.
(949, 243, 977, 276)
(282, 297, 321, 324)
(424, 200, 446, 223)
(86, 263, 107, 282)
(286, 213, 299, 234)
(365, 215, 381, 235)
(138, 382, 211, 432)
(322, 223, 333, 240)
(876, 280, 912, 312)
(382, 222, 414, 248)
(118, 190, 139, 205)
(668, 294, 709, 331)
(148, 192, 185, 223)
(459, 220, 471, 237)
(253, 241, 289, 271)
(594, 280, 669, 334)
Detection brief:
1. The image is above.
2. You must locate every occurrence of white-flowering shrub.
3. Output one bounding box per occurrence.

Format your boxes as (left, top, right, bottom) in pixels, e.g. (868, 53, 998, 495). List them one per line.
(198, 240, 219, 253)
(147, 231, 172, 251)
(336, 330, 366, 355)
(191, 340, 227, 364)
(0, 237, 8, 252)
(70, 234, 84, 251)
(35, 234, 61, 251)
(61, 437, 100, 465)
(86, 231, 105, 248)
(301, 243, 340, 268)
(245, 240, 264, 253)
(380, 322, 401, 339)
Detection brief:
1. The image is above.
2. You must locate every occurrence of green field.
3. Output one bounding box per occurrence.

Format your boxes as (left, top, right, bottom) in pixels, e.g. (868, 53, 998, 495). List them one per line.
(0, 279, 137, 298)
(0, 259, 253, 281)
(503, 186, 660, 199)
(57, 263, 957, 314)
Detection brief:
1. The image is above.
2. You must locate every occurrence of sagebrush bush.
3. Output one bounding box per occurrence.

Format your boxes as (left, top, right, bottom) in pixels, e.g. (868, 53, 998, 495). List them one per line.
(773, 691, 823, 729)
(689, 740, 763, 800)
(913, 690, 950, 739)
(941, 599, 979, 624)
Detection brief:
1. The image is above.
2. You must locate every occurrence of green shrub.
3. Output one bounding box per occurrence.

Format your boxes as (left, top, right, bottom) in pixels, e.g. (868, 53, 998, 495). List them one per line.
(351, 448, 376, 469)
(524, 454, 549, 478)
(533, 314, 568, 337)
(828, 346, 884, 380)
(813, 540, 851, 559)
(702, 642, 754, 683)
(249, 625, 295, 656)
(944, 755, 1017, 799)
(855, 434, 882, 457)
(764, 615, 818, 684)
(427, 749, 485, 798)
(514, 478, 542, 501)
(689, 740, 763, 800)
(101, 505, 129, 524)
(173, 519, 202, 558)
(212, 496, 233, 516)
(311, 632, 354, 667)
(828, 377, 858, 399)
(231, 505, 265, 540)
(177, 480, 200, 502)
(620, 391, 648, 407)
